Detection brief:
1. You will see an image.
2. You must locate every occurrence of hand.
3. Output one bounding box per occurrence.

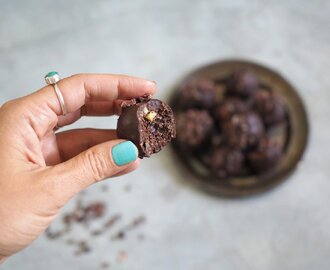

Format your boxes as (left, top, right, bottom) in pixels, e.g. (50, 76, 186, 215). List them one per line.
(0, 74, 156, 261)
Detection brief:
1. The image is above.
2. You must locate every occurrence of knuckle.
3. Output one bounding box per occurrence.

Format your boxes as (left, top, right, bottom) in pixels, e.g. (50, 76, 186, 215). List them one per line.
(67, 73, 87, 83)
(84, 149, 110, 182)
(69, 73, 82, 80)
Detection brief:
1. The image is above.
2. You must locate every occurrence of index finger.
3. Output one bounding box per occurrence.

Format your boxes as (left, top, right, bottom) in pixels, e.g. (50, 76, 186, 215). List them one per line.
(31, 73, 157, 116)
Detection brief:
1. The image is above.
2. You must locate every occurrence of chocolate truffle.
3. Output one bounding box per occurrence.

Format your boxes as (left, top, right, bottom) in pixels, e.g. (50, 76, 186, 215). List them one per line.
(176, 109, 213, 150)
(248, 137, 282, 173)
(210, 146, 245, 178)
(222, 112, 264, 149)
(179, 79, 216, 109)
(253, 89, 287, 126)
(214, 98, 249, 122)
(227, 68, 258, 97)
(117, 96, 176, 158)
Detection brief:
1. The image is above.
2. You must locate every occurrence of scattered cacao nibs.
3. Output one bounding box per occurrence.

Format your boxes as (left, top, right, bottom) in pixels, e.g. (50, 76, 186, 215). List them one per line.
(111, 231, 125, 241)
(45, 228, 63, 240)
(63, 201, 106, 226)
(111, 215, 146, 241)
(104, 214, 122, 229)
(91, 214, 122, 237)
(74, 241, 91, 256)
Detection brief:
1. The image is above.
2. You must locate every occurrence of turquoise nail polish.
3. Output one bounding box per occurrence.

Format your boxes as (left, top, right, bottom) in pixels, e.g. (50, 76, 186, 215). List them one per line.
(112, 141, 138, 166)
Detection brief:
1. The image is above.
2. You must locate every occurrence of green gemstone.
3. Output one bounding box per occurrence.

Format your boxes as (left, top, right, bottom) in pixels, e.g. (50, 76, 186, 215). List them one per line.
(45, 71, 58, 78)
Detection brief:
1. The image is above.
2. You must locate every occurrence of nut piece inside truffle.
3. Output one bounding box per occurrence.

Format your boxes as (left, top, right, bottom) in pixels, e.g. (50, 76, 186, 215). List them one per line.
(117, 96, 176, 158)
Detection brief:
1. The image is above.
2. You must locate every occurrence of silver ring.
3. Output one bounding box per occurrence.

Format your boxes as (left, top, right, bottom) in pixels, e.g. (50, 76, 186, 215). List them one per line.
(44, 71, 68, 116)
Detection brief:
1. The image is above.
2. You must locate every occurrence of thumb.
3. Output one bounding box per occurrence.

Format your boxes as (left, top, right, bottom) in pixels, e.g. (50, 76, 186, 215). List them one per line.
(44, 140, 138, 204)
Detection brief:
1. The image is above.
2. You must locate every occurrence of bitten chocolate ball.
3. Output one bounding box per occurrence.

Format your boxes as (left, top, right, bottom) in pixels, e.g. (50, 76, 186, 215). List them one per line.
(214, 98, 248, 122)
(227, 68, 258, 97)
(179, 79, 216, 109)
(222, 112, 264, 149)
(248, 137, 282, 173)
(117, 96, 176, 158)
(176, 109, 213, 150)
(253, 89, 287, 126)
(210, 146, 245, 178)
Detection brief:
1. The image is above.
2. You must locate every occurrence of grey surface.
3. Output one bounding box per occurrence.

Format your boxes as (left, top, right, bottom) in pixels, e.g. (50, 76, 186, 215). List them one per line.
(1, 0, 330, 269)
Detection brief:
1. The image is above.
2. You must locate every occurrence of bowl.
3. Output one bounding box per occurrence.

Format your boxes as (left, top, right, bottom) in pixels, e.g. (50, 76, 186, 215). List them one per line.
(169, 59, 309, 197)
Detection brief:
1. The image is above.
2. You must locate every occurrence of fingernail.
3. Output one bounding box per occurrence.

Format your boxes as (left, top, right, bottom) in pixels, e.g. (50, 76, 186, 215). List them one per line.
(147, 80, 157, 86)
(112, 141, 138, 166)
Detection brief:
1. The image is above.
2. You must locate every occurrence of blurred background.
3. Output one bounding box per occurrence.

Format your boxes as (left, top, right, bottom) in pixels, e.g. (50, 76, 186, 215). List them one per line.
(1, 0, 330, 269)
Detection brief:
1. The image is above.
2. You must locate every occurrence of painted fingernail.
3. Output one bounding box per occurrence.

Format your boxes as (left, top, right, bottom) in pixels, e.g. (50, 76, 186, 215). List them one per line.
(112, 141, 138, 166)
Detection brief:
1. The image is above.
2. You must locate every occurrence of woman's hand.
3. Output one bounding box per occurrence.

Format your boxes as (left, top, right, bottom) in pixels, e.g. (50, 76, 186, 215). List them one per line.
(0, 74, 156, 261)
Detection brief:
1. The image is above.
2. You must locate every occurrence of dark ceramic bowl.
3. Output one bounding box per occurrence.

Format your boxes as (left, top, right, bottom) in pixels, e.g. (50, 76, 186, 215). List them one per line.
(169, 59, 309, 197)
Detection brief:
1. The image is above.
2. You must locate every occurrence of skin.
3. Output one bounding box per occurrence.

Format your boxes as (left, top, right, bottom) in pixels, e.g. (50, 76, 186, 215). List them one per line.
(0, 74, 156, 263)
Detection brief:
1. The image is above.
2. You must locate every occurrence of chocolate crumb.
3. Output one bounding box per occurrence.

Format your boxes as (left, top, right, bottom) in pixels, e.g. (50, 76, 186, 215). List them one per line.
(91, 214, 122, 237)
(74, 241, 91, 256)
(104, 214, 121, 229)
(111, 231, 125, 241)
(131, 216, 146, 227)
(45, 228, 63, 240)
(111, 215, 146, 241)
(64, 201, 106, 226)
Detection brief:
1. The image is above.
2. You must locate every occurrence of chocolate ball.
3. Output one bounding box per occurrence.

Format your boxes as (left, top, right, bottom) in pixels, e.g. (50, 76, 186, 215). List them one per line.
(214, 98, 249, 122)
(179, 79, 216, 109)
(222, 112, 264, 149)
(253, 89, 287, 126)
(248, 137, 282, 173)
(210, 146, 245, 178)
(176, 109, 213, 150)
(117, 96, 176, 158)
(227, 68, 258, 97)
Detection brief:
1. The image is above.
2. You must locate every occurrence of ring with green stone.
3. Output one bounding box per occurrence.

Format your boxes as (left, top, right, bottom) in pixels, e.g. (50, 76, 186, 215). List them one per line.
(44, 71, 68, 116)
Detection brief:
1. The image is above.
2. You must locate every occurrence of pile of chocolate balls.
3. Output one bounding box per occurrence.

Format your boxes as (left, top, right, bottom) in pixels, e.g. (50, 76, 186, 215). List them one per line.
(176, 69, 288, 178)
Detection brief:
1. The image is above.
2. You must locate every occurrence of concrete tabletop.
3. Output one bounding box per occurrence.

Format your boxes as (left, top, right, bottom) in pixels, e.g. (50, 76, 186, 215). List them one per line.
(1, 0, 330, 269)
